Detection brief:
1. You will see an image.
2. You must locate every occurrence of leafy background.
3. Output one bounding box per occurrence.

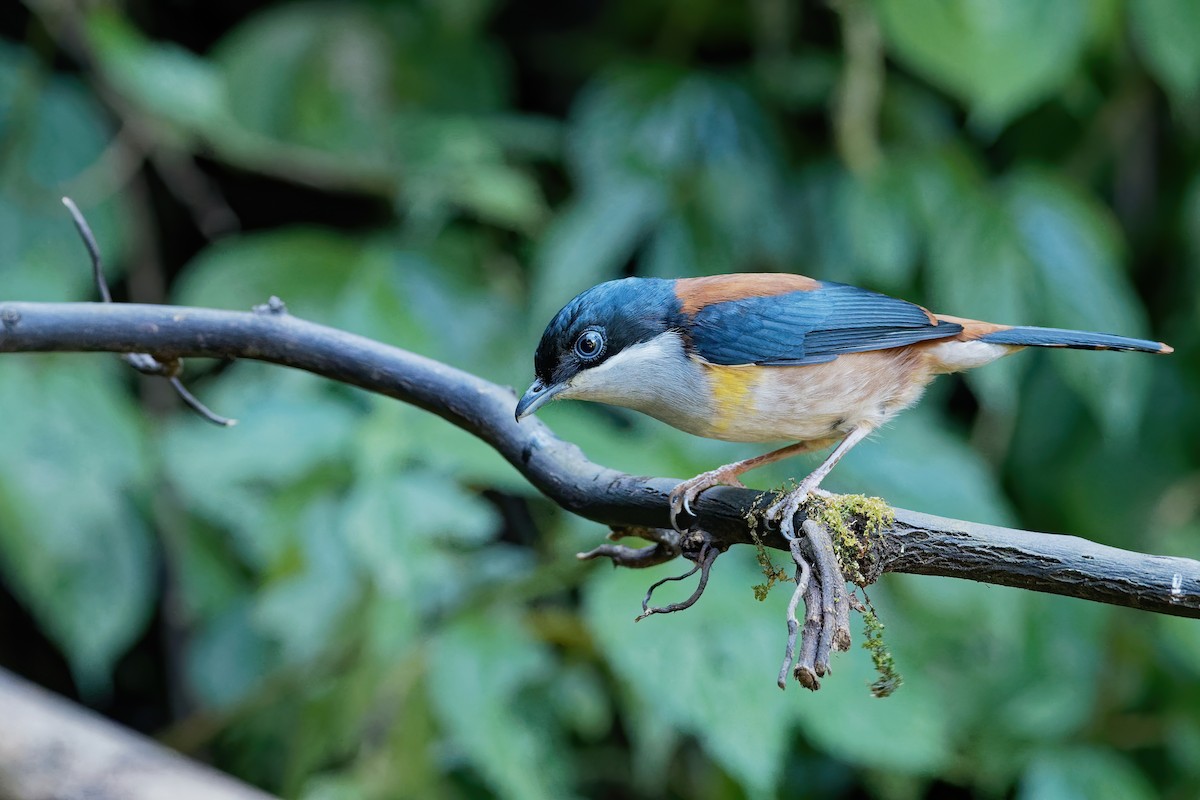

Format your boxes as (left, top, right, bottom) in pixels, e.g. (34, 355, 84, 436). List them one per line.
(2, 0, 1199, 798)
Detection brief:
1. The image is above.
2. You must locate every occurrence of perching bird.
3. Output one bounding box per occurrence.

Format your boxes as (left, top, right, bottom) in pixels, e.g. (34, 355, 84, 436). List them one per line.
(515, 274, 1173, 537)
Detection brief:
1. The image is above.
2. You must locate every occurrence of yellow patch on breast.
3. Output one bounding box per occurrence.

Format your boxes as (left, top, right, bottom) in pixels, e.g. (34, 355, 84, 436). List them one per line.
(701, 362, 760, 435)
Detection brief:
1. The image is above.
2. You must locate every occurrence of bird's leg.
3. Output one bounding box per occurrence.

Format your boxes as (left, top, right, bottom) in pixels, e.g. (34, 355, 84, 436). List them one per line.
(765, 424, 873, 541)
(669, 439, 837, 532)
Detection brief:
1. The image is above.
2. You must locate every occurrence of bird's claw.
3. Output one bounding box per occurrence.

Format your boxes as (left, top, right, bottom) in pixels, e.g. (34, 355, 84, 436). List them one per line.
(668, 469, 747, 532)
(764, 479, 822, 540)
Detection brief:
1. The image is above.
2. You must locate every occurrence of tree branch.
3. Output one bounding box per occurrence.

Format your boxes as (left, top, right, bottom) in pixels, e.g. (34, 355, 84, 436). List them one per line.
(0, 668, 276, 799)
(1, 300, 1197, 618)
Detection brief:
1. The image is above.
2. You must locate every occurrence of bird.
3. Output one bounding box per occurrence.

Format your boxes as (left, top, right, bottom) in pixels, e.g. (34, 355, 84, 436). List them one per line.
(515, 273, 1173, 538)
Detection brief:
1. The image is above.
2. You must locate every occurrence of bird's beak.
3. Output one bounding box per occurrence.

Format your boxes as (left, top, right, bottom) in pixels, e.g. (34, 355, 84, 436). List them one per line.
(516, 378, 564, 420)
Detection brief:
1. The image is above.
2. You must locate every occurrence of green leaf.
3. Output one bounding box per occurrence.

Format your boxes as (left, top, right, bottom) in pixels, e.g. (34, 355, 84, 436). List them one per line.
(253, 496, 360, 665)
(1002, 171, 1152, 437)
(427, 610, 569, 800)
(873, 0, 1091, 126)
(1018, 747, 1157, 800)
(86, 10, 229, 135)
(585, 555, 796, 797)
(531, 179, 667, 323)
(0, 358, 152, 692)
(0, 42, 129, 301)
(173, 228, 381, 319)
(839, 168, 920, 291)
(1129, 0, 1200, 105)
(215, 1, 507, 125)
(186, 600, 271, 709)
(341, 471, 505, 608)
(162, 365, 359, 569)
(550, 67, 786, 287)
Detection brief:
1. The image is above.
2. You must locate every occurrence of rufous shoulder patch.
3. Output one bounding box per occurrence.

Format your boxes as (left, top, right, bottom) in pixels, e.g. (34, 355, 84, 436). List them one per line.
(675, 273, 820, 315)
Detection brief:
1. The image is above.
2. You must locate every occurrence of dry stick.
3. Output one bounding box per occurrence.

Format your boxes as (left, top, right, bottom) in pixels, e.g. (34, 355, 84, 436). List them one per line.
(637, 542, 719, 621)
(0, 301, 1197, 617)
(778, 539, 813, 690)
(802, 519, 848, 675)
(578, 541, 678, 569)
(60, 197, 235, 427)
(795, 580, 824, 690)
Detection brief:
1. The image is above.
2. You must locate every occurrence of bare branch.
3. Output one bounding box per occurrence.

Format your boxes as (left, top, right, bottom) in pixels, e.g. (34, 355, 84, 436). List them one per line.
(0, 300, 1196, 618)
(0, 668, 275, 800)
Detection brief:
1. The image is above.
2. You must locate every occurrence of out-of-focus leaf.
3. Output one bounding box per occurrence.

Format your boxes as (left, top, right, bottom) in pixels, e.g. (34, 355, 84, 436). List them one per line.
(300, 774, 368, 800)
(253, 496, 360, 665)
(341, 471, 504, 611)
(427, 610, 569, 800)
(0, 358, 152, 692)
(557, 67, 787, 283)
(839, 167, 920, 291)
(162, 365, 359, 568)
(1002, 170, 1152, 437)
(789, 162, 857, 281)
(186, 600, 271, 709)
(396, 117, 548, 232)
(86, 10, 229, 135)
(1129, 0, 1200, 105)
(177, 228, 528, 377)
(757, 52, 840, 111)
(0, 42, 128, 301)
(585, 555, 795, 797)
(1018, 747, 1157, 800)
(531, 179, 666, 322)
(212, 4, 393, 155)
(873, 0, 1090, 127)
(173, 228, 382, 319)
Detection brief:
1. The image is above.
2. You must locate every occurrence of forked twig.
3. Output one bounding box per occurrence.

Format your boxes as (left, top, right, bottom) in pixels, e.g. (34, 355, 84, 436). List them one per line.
(60, 197, 235, 427)
(636, 541, 720, 621)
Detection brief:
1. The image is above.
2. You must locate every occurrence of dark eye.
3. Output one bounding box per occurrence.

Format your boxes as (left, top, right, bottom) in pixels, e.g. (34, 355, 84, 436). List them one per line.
(573, 329, 605, 361)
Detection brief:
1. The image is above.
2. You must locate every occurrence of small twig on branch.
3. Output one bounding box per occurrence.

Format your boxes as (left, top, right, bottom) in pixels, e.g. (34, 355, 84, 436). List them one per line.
(60, 197, 236, 427)
(577, 525, 681, 569)
(637, 538, 721, 620)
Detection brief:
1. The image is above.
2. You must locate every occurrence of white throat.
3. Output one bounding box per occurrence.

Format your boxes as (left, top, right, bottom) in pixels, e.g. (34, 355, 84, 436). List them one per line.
(558, 331, 710, 427)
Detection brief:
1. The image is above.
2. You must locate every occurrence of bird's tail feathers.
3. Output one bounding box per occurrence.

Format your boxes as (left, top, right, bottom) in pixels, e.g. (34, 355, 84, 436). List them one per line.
(978, 326, 1173, 354)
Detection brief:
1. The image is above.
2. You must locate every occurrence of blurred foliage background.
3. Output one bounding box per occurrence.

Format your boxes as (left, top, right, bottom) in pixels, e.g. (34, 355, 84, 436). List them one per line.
(1, 0, 1199, 797)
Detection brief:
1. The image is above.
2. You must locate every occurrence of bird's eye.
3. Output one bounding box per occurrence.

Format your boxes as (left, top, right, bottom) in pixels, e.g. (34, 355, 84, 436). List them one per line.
(574, 329, 605, 361)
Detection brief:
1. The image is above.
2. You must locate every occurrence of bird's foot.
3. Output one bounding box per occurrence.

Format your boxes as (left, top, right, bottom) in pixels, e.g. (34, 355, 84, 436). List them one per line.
(669, 466, 748, 532)
(764, 480, 830, 541)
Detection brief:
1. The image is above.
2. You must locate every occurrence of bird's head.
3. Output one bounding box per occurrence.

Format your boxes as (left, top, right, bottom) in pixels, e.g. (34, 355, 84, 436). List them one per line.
(516, 277, 681, 420)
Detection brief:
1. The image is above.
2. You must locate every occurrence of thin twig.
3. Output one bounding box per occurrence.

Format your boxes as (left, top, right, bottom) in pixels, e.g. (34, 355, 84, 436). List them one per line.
(169, 376, 236, 427)
(61, 197, 111, 303)
(60, 197, 235, 427)
(636, 543, 719, 621)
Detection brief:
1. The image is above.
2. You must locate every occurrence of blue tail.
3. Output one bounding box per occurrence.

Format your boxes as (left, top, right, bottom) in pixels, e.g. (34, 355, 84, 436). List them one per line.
(979, 326, 1172, 354)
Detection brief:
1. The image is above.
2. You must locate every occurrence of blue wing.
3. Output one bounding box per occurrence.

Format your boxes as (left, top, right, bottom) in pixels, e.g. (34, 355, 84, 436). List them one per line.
(686, 282, 962, 366)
